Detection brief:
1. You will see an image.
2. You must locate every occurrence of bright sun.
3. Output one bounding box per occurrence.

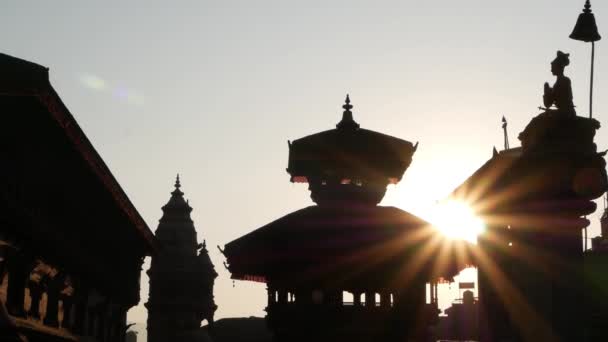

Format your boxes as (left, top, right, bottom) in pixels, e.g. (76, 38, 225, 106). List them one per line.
(427, 200, 485, 243)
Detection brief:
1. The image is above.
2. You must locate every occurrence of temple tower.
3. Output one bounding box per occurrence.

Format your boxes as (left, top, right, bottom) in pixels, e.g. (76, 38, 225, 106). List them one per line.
(146, 176, 218, 342)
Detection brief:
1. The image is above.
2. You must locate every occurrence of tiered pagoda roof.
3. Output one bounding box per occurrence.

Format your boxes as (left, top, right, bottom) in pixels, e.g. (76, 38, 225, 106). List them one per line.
(225, 96, 474, 287)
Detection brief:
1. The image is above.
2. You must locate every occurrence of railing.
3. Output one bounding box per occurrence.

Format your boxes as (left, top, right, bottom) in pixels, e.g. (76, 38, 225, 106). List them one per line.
(342, 301, 386, 307)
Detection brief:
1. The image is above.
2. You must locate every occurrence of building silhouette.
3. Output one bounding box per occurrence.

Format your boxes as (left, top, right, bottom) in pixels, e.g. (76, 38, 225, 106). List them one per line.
(223, 96, 474, 342)
(0, 53, 157, 341)
(146, 176, 217, 342)
(450, 88, 607, 340)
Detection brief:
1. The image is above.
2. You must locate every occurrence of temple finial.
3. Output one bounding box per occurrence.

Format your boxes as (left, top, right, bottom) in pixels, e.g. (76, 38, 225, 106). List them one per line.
(585, 0, 592, 13)
(502, 116, 510, 150)
(343, 94, 353, 113)
(175, 174, 181, 189)
(336, 94, 360, 129)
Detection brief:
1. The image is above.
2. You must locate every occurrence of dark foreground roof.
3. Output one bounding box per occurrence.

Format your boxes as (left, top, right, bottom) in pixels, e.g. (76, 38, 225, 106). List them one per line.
(0, 53, 157, 304)
(0, 53, 157, 252)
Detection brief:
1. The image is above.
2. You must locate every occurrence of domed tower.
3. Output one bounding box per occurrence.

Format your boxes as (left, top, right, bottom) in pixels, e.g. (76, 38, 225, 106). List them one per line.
(223, 96, 473, 342)
(146, 176, 218, 342)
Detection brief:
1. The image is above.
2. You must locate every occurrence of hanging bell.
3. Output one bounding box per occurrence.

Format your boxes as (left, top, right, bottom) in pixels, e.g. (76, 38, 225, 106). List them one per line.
(570, 0, 601, 42)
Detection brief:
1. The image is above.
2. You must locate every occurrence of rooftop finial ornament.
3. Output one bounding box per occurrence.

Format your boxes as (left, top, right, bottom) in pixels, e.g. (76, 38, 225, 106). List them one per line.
(570, 0, 601, 118)
(542, 51, 576, 117)
(336, 94, 360, 129)
(502, 116, 510, 150)
(175, 173, 181, 189)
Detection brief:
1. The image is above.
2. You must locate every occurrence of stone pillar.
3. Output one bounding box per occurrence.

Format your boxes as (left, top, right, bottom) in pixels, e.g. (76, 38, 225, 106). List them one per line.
(117, 307, 127, 342)
(6, 257, 28, 317)
(43, 274, 63, 327)
(96, 304, 107, 342)
(87, 308, 96, 337)
(27, 279, 43, 319)
(353, 292, 361, 306)
(267, 287, 275, 307)
(72, 286, 88, 335)
(490, 114, 608, 342)
(380, 292, 390, 307)
(364, 291, 375, 307)
(61, 294, 74, 329)
(278, 289, 288, 304)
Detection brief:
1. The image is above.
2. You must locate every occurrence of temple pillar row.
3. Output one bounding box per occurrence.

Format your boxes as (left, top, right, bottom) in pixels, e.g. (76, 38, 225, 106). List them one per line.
(267, 287, 401, 308)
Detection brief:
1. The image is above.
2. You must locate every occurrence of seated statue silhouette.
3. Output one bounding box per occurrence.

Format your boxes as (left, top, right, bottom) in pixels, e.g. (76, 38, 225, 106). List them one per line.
(543, 50, 576, 116)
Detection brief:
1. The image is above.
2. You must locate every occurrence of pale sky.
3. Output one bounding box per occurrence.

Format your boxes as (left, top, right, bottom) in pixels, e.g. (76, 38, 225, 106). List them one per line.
(3, 0, 607, 331)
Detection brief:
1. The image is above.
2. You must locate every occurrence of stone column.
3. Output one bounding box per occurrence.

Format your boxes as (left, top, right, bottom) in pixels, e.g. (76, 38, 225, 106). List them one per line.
(95, 307, 106, 341)
(96, 302, 107, 342)
(27, 279, 43, 319)
(353, 292, 361, 306)
(278, 289, 288, 304)
(6, 257, 28, 317)
(72, 286, 88, 335)
(380, 292, 390, 307)
(87, 308, 96, 337)
(267, 286, 275, 307)
(364, 291, 375, 307)
(61, 293, 74, 329)
(43, 274, 64, 327)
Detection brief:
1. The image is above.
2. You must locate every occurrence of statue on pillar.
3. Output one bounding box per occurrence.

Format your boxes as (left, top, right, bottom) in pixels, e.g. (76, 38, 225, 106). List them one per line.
(543, 51, 576, 116)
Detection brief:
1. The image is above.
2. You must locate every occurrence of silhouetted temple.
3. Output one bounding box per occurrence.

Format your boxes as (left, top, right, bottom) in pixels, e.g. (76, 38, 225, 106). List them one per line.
(224, 96, 474, 342)
(146, 176, 217, 342)
(0, 54, 157, 341)
(450, 56, 608, 340)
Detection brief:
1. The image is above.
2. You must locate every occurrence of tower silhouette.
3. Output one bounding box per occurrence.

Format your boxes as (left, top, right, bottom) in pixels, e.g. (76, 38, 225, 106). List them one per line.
(146, 176, 217, 342)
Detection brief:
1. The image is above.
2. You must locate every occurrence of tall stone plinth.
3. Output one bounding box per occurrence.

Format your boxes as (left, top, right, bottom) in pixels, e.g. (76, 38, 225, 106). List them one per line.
(514, 114, 606, 341)
(480, 113, 607, 341)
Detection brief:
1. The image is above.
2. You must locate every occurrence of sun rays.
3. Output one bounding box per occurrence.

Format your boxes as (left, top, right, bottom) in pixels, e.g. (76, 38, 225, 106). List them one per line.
(427, 200, 486, 243)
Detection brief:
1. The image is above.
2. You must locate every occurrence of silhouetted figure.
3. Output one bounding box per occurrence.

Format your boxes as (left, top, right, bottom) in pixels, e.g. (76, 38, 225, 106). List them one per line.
(543, 50, 576, 116)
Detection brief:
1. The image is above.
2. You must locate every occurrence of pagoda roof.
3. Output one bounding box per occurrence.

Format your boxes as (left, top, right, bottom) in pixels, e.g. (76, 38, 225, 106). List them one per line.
(287, 96, 417, 184)
(224, 205, 475, 289)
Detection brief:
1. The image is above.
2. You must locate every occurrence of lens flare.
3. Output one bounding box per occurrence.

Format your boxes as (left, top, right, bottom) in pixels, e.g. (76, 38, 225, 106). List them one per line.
(79, 73, 107, 91)
(78, 73, 145, 106)
(428, 200, 485, 243)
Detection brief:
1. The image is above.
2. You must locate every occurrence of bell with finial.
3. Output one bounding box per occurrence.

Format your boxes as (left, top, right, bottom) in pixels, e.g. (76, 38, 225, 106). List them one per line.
(570, 0, 601, 42)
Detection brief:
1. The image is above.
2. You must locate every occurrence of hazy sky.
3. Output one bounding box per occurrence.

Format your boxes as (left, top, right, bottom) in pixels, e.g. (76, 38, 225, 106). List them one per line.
(3, 0, 607, 329)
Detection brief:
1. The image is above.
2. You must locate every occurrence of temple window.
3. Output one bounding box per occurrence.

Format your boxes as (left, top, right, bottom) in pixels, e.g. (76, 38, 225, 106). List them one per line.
(342, 291, 354, 305)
